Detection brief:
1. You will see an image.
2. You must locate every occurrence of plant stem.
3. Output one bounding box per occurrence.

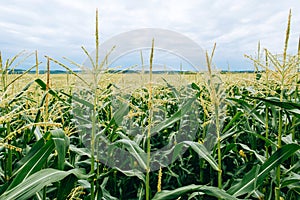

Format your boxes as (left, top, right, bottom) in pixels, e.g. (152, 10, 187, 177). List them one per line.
(146, 38, 154, 200)
(206, 43, 222, 191)
(265, 48, 269, 159)
(200, 112, 207, 183)
(45, 57, 50, 123)
(275, 10, 291, 200)
(275, 79, 284, 200)
(90, 8, 100, 200)
(90, 98, 96, 200)
(265, 107, 269, 159)
(214, 98, 222, 190)
(291, 74, 298, 166)
(289, 34, 300, 168)
(42, 56, 50, 200)
(6, 122, 12, 180)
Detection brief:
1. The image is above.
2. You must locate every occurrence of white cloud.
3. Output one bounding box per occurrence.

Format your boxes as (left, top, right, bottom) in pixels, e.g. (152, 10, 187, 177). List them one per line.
(0, 0, 299, 71)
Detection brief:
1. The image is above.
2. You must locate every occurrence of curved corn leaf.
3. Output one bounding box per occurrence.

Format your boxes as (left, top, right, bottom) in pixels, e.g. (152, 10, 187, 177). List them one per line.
(151, 97, 196, 134)
(112, 139, 219, 173)
(97, 177, 119, 200)
(112, 139, 147, 170)
(228, 98, 265, 125)
(35, 78, 66, 103)
(7, 139, 55, 190)
(228, 143, 300, 197)
(182, 141, 219, 171)
(222, 111, 243, 134)
(5, 130, 68, 191)
(56, 174, 78, 200)
(60, 91, 93, 109)
(51, 129, 69, 170)
(8, 80, 35, 105)
(0, 168, 87, 200)
(156, 141, 219, 171)
(249, 96, 300, 117)
(152, 184, 239, 200)
(113, 167, 145, 183)
(281, 172, 300, 188)
(238, 143, 265, 163)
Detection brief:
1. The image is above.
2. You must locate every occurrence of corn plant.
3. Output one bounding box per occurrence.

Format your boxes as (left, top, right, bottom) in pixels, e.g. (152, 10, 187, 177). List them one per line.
(0, 8, 299, 200)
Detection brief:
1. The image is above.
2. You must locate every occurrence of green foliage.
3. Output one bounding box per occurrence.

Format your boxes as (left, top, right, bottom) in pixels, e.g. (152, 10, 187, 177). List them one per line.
(0, 9, 299, 200)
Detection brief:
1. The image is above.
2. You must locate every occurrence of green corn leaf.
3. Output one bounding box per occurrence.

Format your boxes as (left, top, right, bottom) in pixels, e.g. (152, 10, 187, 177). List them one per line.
(159, 141, 219, 172)
(56, 174, 78, 200)
(31, 92, 47, 134)
(228, 98, 265, 125)
(97, 177, 118, 200)
(61, 91, 94, 109)
(152, 184, 239, 200)
(113, 167, 145, 183)
(0, 134, 49, 195)
(0, 168, 87, 200)
(238, 143, 265, 163)
(249, 96, 300, 117)
(244, 130, 277, 147)
(7, 139, 55, 190)
(182, 141, 219, 171)
(112, 139, 147, 170)
(51, 129, 69, 170)
(57, 174, 78, 200)
(35, 78, 66, 103)
(151, 97, 196, 134)
(162, 77, 180, 99)
(69, 145, 91, 157)
(191, 82, 201, 91)
(281, 172, 300, 188)
(222, 111, 243, 134)
(6, 130, 68, 190)
(8, 80, 35, 105)
(11, 133, 49, 171)
(228, 143, 300, 197)
(111, 100, 129, 126)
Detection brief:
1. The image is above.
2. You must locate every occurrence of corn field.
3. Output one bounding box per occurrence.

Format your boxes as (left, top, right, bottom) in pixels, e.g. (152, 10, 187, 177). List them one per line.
(0, 10, 299, 200)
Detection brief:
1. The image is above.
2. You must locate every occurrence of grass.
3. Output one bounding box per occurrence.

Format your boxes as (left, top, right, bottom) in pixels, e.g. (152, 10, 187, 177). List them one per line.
(0, 9, 299, 200)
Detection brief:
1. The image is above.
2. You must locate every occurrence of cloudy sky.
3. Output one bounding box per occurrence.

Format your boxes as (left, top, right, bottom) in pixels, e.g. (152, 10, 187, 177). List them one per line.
(0, 0, 299, 71)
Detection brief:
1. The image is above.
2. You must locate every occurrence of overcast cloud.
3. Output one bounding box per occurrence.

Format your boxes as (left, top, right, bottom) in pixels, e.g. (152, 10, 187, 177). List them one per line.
(0, 0, 299, 71)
